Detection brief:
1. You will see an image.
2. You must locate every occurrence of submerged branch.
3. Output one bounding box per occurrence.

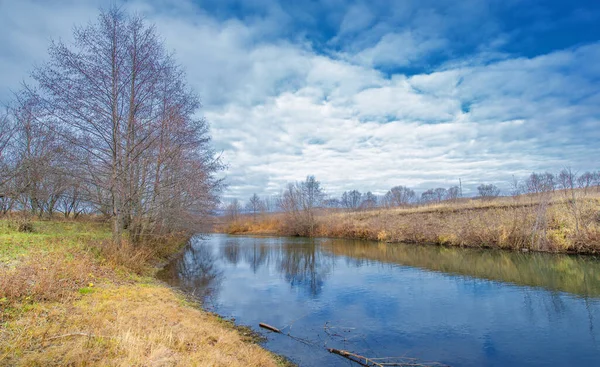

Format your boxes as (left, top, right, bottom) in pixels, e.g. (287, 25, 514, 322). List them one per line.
(260, 321, 449, 367)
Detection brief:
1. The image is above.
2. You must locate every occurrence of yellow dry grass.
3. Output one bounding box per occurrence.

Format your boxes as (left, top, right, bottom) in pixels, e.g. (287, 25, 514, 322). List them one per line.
(222, 190, 600, 253)
(1, 284, 282, 367)
(0, 219, 286, 367)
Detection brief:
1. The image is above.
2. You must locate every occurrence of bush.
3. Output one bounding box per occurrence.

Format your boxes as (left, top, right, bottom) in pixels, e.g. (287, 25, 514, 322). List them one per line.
(8, 216, 34, 232)
(0, 250, 100, 306)
(93, 240, 155, 275)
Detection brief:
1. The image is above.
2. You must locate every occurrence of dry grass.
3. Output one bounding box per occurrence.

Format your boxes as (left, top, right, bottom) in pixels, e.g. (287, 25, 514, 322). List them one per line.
(221, 214, 284, 235)
(1, 285, 284, 367)
(223, 190, 600, 254)
(93, 240, 156, 276)
(0, 249, 112, 309)
(0, 219, 287, 367)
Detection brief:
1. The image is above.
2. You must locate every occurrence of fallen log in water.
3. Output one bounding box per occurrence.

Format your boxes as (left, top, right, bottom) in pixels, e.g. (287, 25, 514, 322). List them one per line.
(327, 348, 450, 367)
(328, 348, 378, 367)
(259, 322, 282, 333)
(261, 322, 449, 367)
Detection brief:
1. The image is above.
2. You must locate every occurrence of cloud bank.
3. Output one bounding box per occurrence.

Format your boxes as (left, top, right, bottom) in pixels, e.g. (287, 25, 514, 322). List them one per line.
(1, 0, 599, 199)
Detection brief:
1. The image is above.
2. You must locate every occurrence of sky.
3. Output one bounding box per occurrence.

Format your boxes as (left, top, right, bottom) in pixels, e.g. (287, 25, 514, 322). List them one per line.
(1, 0, 599, 200)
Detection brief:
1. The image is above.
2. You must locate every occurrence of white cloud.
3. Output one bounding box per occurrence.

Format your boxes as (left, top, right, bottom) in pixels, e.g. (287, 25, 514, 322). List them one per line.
(352, 31, 446, 68)
(0, 0, 598, 201)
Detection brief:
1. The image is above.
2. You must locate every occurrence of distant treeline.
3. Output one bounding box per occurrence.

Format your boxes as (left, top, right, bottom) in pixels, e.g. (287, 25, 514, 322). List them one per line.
(226, 169, 600, 216)
(223, 171, 600, 253)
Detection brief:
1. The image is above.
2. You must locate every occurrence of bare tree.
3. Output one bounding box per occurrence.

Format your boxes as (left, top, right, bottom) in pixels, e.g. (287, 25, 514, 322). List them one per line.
(0, 107, 16, 212)
(577, 171, 595, 194)
(447, 186, 460, 201)
(524, 172, 555, 194)
(558, 168, 580, 235)
(30, 7, 222, 242)
(477, 184, 500, 199)
(433, 188, 447, 202)
(278, 176, 324, 236)
(383, 186, 415, 207)
(341, 190, 362, 211)
(246, 193, 263, 221)
(225, 199, 242, 221)
(323, 197, 341, 208)
(360, 191, 377, 209)
(421, 189, 436, 203)
(8, 91, 67, 218)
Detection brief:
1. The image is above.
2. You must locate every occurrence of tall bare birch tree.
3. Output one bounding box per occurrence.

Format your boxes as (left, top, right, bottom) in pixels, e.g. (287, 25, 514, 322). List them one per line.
(31, 7, 222, 243)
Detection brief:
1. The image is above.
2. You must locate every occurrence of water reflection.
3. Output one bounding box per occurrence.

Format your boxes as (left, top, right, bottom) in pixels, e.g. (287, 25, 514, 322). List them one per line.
(277, 241, 333, 296)
(160, 240, 223, 301)
(321, 238, 600, 297)
(159, 235, 600, 367)
(242, 242, 270, 273)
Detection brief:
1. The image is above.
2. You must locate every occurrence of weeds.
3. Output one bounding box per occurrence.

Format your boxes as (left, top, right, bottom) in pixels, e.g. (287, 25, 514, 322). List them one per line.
(0, 219, 284, 367)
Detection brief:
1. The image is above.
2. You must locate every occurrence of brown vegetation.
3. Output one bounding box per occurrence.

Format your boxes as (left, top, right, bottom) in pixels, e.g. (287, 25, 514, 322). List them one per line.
(0, 220, 287, 366)
(221, 190, 600, 254)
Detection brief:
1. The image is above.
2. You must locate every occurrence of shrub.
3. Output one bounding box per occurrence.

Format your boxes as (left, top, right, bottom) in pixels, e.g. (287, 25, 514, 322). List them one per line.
(93, 240, 155, 275)
(0, 250, 100, 307)
(7, 216, 34, 233)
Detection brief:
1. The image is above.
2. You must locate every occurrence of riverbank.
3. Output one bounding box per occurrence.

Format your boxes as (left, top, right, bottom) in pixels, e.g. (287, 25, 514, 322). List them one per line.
(0, 219, 288, 366)
(222, 190, 600, 254)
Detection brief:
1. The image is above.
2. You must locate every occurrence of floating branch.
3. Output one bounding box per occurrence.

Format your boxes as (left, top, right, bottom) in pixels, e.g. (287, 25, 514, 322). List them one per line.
(328, 348, 381, 367)
(260, 321, 449, 367)
(327, 348, 450, 367)
(259, 322, 282, 333)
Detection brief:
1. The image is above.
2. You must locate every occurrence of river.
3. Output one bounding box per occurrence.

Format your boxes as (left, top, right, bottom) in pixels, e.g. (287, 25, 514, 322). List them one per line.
(159, 234, 600, 366)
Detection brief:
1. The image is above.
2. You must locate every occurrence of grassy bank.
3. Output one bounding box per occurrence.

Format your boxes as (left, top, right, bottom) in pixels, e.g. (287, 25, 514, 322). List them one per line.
(222, 191, 600, 254)
(0, 219, 288, 366)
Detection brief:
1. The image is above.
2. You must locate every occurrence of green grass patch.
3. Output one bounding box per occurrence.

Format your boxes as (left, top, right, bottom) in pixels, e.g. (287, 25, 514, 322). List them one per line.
(78, 287, 95, 295)
(0, 219, 111, 263)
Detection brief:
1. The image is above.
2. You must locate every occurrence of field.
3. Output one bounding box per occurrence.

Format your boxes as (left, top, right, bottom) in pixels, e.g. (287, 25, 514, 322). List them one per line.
(223, 190, 600, 254)
(0, 218, 288, 367)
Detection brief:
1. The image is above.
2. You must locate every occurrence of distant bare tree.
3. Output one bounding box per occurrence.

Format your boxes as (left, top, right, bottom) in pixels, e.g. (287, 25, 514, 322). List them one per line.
(361, 191, 377, 209)
(577, 171, 595, 194)
(341, 190, 362, 210)
(433, 188, 447, 202)
(557, 169, 576, 192)
(477, 184, 500, 200)
(57, 180, 86, 218)
(0, 107, 16, 211)
(525, 172, 555, 194)
(509, 176, 522, 197)
(421, 189, 436, 203)
(9, 91, 67, 217)
(446, 186, 460, 201)
(383, 186, 415, 207)
(225, 199, 242, 221)
(246, 193, 263, 221)
(278, 176, 324, 236)
(0, 107, 13, 169)
(323, 198, 341, 208)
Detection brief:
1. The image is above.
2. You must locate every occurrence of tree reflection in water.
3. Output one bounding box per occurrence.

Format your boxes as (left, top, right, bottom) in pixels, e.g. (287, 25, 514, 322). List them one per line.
(221, 239, 242, 265)
(321, 238, 600, 297)
(160, 239, 224, 304)
(277, 241, 330, 297)
(220, 237, 334, 296)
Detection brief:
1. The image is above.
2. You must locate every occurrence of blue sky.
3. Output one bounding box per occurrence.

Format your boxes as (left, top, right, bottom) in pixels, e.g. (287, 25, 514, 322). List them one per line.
(1, 0, 599, 200)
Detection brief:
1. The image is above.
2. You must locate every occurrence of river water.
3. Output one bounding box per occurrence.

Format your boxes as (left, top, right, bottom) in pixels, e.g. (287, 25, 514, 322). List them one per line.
(159, 234, 600, 366)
